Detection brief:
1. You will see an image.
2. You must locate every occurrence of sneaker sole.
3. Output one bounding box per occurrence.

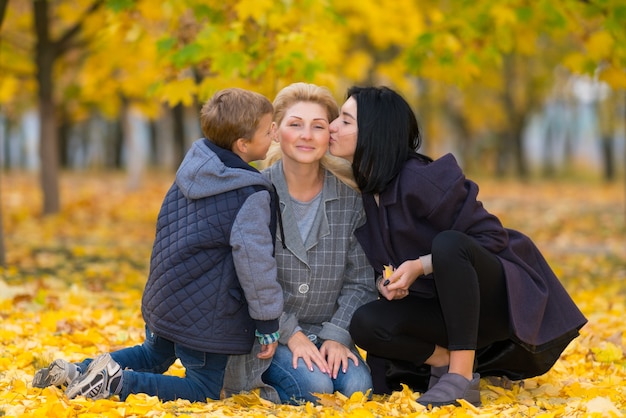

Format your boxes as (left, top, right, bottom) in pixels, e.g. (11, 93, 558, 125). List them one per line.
(65, 354, 112, 399)
(32, 360, 71, 388)
(32, 369, 53, 388)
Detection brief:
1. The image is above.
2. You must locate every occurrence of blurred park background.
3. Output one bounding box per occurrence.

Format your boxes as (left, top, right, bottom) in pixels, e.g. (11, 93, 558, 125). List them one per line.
(1, 2, 626, 415)
(0, 1, 625, 264)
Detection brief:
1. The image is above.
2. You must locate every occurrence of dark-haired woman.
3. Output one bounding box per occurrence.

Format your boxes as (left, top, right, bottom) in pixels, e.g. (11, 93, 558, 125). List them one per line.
(328, 86, 586, 407)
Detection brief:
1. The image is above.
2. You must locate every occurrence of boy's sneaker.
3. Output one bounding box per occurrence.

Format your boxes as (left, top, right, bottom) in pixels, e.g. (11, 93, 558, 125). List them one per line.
(65, 353, 123, 400)
(32, 359, 80, 388)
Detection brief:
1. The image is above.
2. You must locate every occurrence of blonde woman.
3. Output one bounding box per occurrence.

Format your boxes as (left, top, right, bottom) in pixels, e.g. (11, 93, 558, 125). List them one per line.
(223, 83, 376, 404)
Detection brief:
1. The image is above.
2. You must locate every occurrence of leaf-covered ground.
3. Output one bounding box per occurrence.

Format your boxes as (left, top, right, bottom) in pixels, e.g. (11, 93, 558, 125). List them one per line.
(1, 172, 624, 417)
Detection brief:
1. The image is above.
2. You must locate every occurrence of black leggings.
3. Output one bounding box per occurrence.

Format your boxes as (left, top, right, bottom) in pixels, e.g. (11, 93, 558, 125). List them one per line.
(350, 230, 510, 365)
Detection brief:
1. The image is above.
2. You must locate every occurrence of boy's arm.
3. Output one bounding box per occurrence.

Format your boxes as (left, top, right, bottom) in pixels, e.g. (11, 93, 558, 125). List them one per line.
(230, 190, 284, 334)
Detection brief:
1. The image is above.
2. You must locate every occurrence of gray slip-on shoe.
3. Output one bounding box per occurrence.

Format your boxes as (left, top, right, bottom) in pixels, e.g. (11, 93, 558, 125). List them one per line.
(428, 365, 449, 389)
(417, 372, 481, 407)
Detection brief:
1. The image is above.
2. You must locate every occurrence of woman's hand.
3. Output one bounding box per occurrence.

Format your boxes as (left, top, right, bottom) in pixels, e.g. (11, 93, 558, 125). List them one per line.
(287, 331, 329, 374)
(257, 341, 278, 359)
(380, 259, 423, 301)
(320, 340, 359, 379)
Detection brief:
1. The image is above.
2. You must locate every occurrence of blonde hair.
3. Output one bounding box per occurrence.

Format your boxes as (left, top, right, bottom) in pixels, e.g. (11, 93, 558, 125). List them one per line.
(200, 88, 273, 151)
(264, 82, 357, 190)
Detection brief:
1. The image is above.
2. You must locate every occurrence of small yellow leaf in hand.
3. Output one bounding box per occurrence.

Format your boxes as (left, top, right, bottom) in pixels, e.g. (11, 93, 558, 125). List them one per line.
(383, 265, 393, 279)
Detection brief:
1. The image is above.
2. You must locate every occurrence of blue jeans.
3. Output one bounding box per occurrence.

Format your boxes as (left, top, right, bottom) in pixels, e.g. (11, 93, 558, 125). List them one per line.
(76, 325, 228, 402)
(261, 341, 372, 404)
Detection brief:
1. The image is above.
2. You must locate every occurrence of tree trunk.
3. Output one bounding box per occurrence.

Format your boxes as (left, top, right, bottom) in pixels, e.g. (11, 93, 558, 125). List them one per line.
(148, 119, 157, 167)
(35, 0, 61, 214)
(33, 0, 104, 213)
(597, 86, 619, 183)
(172, 103, 186, 167)
(112, 117, 124, 169)
(0, 173, 5, 266)
(512, 117, 527, 178)
(500, 54, 528, 179)
(58, 108, 70, 168)
(121, 99, 149, 191)
(39, 98, 60, 214)
(494, 129, 512, 177)
(445, 96, 473, 172)
(600, 135, 615, 181)
(0, 0, 7, 29)
(542, 105, 557, 177)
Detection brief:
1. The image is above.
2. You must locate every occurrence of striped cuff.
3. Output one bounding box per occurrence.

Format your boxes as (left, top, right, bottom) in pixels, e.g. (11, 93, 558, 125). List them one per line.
(255, 330, 280, 345)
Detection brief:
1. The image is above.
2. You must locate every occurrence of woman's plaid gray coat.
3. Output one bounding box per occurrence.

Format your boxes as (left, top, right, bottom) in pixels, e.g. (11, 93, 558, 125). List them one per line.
(223, 161, 377, 402)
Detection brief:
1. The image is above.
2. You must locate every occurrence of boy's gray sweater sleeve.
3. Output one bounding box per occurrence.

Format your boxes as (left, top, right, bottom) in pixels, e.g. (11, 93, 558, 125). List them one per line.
(230, 190, 283, 334)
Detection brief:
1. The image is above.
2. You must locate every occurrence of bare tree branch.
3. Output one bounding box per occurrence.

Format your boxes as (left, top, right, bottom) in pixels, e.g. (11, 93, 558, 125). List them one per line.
(0, 0, 8, 30)
(34, 0, 51, 52)
(55, 0, 105, 56)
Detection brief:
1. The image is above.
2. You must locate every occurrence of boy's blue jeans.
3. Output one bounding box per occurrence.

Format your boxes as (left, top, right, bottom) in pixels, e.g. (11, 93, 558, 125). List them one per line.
(261, 340, 372, 404)
(76, 325, 227, 402)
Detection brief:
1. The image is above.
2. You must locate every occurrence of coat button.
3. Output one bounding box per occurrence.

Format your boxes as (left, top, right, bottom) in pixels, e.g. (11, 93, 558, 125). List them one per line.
(298, 283, 309, 294)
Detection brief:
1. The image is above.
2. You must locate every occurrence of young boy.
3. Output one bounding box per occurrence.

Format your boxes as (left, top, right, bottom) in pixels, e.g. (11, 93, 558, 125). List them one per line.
(32, 88, 284, 402)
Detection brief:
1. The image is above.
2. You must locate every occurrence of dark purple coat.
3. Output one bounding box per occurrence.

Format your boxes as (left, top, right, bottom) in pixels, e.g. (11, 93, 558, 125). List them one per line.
(355, 153, 586, 371)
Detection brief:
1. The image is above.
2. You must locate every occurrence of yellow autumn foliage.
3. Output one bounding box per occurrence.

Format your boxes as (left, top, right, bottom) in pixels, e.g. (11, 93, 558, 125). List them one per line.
(0, 172, 625, 417)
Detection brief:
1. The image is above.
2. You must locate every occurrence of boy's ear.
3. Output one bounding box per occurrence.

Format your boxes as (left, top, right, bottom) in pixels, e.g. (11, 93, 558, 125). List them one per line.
(233, 138, 248, 155)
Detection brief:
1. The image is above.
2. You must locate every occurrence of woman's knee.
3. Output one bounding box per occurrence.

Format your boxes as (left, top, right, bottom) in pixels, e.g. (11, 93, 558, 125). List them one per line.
(431, 230, 469, 256)
(350, 304, 387, 349)
(432, 231, 482, 271)
(264, 349, 333, 403)
(283, 366, 333, 403)
(336, 360, 373, 397)
(306, 372, 334, 396)
(349, 306, 368, 344)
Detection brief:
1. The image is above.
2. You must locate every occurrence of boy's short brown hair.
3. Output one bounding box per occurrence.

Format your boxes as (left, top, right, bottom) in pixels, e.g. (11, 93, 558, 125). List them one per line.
(200, 88, 273, 150)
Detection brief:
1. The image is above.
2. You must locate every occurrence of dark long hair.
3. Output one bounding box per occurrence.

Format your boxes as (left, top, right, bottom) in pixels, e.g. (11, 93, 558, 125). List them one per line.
(348, 86, 431, 194)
